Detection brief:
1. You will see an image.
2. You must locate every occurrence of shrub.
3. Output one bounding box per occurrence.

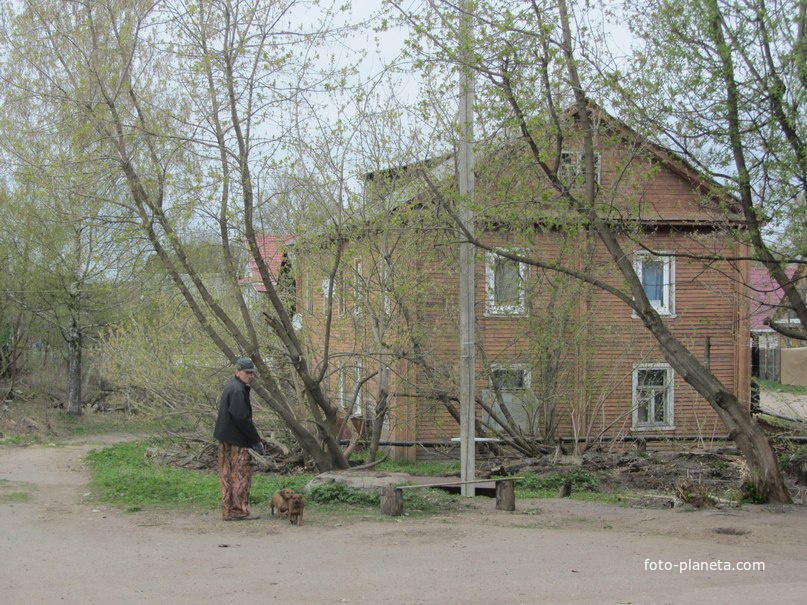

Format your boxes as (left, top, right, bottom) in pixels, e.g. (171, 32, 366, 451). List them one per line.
(518, 469, 599, 494)
(307, 482, 379, 506)
(739, 480, 768, 504)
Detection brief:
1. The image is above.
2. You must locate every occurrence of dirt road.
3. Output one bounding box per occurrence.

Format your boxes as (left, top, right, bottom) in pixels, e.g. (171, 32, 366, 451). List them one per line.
(759, 389, 807, 422)
(1, 439, 805, 605)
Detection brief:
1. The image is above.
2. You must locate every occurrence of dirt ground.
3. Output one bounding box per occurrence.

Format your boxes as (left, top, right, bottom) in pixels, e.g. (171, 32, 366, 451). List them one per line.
(1, 434, 806, 605)
(758, 388, 807, 422)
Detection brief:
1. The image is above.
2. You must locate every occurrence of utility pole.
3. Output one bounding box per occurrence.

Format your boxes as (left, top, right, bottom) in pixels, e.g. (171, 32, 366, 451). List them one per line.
(457, 0, 476, 497)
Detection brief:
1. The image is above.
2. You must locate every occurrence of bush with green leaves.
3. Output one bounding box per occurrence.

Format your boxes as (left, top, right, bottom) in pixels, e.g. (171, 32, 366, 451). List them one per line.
(306, 482, 380, 506)
(517, 469, 599, 495)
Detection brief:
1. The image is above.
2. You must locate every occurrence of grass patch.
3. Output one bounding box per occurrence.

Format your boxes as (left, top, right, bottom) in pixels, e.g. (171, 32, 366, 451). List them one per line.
(758, 378, 807, 395)
(510, 469, 624, 503)
(0, 490, 33, 504)
(566, 491, 624, 504)
(400, 489, 462, 514)
(85, 442, 628, 516)
(57, 411, 195, 439)
(87, 440, 311, 509)
(374, 458, 461, 476)
(87, 441, 221, 508)
(760, 413, 807, 431)
(516, 469, 600, 498)
(0, 479, 34, 503)
(307, 481, 380, 506)
(0, 406, 197, 447)
(0, 434, 44, 446)
(86, 441, 464, 516)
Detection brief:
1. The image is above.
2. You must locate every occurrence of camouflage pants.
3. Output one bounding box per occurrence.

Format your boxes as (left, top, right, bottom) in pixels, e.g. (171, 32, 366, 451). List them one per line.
(217, 442, 253, 520)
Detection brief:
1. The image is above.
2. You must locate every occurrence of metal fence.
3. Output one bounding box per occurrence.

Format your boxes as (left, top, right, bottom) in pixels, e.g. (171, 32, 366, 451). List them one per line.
(752, 343, 780, 382)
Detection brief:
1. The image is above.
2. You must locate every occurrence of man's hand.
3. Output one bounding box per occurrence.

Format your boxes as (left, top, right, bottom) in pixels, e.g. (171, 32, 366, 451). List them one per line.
(253, 442, 265, 456)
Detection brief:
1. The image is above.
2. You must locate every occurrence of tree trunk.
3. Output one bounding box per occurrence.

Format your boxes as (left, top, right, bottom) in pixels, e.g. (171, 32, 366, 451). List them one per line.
(495, 479, 516, 511)
(556, 0, 792, 504)
(636, 295, 792, 502)
(250, 381, 348, 472)
(367, 364, 391, 463)
(594, 217, 791, 502)
(380, 486, 403, 516)
(66, 322, 82, 415)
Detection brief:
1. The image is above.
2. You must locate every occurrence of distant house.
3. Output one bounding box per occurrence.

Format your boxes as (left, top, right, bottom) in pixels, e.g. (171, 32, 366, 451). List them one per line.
(241, 234, 296, 292)
(749, 265, 802, 382)
(749, 265, 791, 381)
(240, 234, 298, 318)
(269, 108, 754, 460)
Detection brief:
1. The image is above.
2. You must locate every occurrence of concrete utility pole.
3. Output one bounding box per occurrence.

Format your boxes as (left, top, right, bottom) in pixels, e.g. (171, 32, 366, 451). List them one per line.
(457, 1, 476, 497)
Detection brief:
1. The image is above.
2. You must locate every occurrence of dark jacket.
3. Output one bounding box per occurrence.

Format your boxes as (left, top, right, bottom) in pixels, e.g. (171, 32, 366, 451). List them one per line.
(213, 376, 261, 447)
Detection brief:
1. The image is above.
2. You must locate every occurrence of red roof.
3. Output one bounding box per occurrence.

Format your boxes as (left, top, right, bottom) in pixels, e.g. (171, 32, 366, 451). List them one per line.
(749, 265, 796, 331)
(242, 234, 295, 293)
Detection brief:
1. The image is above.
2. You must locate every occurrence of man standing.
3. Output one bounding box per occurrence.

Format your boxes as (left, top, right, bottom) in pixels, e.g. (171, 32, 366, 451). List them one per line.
(214, 357, 265, 521)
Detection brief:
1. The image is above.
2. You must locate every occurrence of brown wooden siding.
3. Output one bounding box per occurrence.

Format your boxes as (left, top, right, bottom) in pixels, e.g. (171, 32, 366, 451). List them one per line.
(293, 134, 748, 456)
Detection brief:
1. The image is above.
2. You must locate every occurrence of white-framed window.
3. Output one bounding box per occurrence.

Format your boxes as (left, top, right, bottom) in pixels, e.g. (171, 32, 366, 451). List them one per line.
(322, 277, 331, 316)
(353, 357, 363, 415)
(241, 281, 261, 310)
(336, 360, 347, 407)
(632, 363, 674, 430)
(559, 150, 601, 188)
(381, 259, 393, 317)
(482, 364, 539, 436)
(490, 365, 531, 391)
(305, 269, 313, 314)
(634, 252, 675, 316)
(337, 276, 346, 316)
(485, 251, 527, 316)
(353, 258, 364, 316)
(322, 276, 346, 317)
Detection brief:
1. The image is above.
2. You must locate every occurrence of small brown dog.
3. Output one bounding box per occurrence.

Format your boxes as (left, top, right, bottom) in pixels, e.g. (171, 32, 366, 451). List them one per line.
(270, 487, 294, 518)
(288, 493, 304, 526)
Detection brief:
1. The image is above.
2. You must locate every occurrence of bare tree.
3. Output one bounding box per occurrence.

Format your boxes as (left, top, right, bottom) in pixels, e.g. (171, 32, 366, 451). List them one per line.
(622, 0, 806, 341)
(0, 0, 369, 469)
(390, 0, 792, 501)
(0, 125, 134, 414)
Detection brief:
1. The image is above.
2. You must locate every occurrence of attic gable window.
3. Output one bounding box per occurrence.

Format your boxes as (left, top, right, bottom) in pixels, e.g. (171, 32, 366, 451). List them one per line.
(485, 251, 527, 316)
(559, 150, 601, 188)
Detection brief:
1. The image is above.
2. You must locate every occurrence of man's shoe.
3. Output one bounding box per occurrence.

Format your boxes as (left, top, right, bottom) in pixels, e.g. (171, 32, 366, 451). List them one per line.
(229, 513, 260, 521)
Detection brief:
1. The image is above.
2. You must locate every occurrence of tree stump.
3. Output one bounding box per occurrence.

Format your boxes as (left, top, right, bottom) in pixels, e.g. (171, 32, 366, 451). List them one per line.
(788, 453, 807, 486)
(495, 479, 515, 511)
(381, 486, 403, 516)
(635, 437, 647, 456)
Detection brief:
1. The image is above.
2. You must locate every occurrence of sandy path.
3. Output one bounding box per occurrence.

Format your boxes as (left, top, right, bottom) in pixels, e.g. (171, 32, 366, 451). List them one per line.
(759, 389, 807, 421)
(1, 438, 806, 604)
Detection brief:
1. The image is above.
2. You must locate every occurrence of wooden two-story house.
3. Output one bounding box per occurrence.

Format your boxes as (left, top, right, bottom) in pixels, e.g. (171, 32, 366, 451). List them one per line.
(277, 108, 751, 461)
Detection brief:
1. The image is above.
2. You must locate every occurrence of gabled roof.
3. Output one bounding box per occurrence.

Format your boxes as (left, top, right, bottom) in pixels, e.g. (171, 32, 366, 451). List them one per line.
(366, 100, 745, 226)
(242, 234, 295, 293)
(749, 265, 797, 332)
(570, 100, 744, 223)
